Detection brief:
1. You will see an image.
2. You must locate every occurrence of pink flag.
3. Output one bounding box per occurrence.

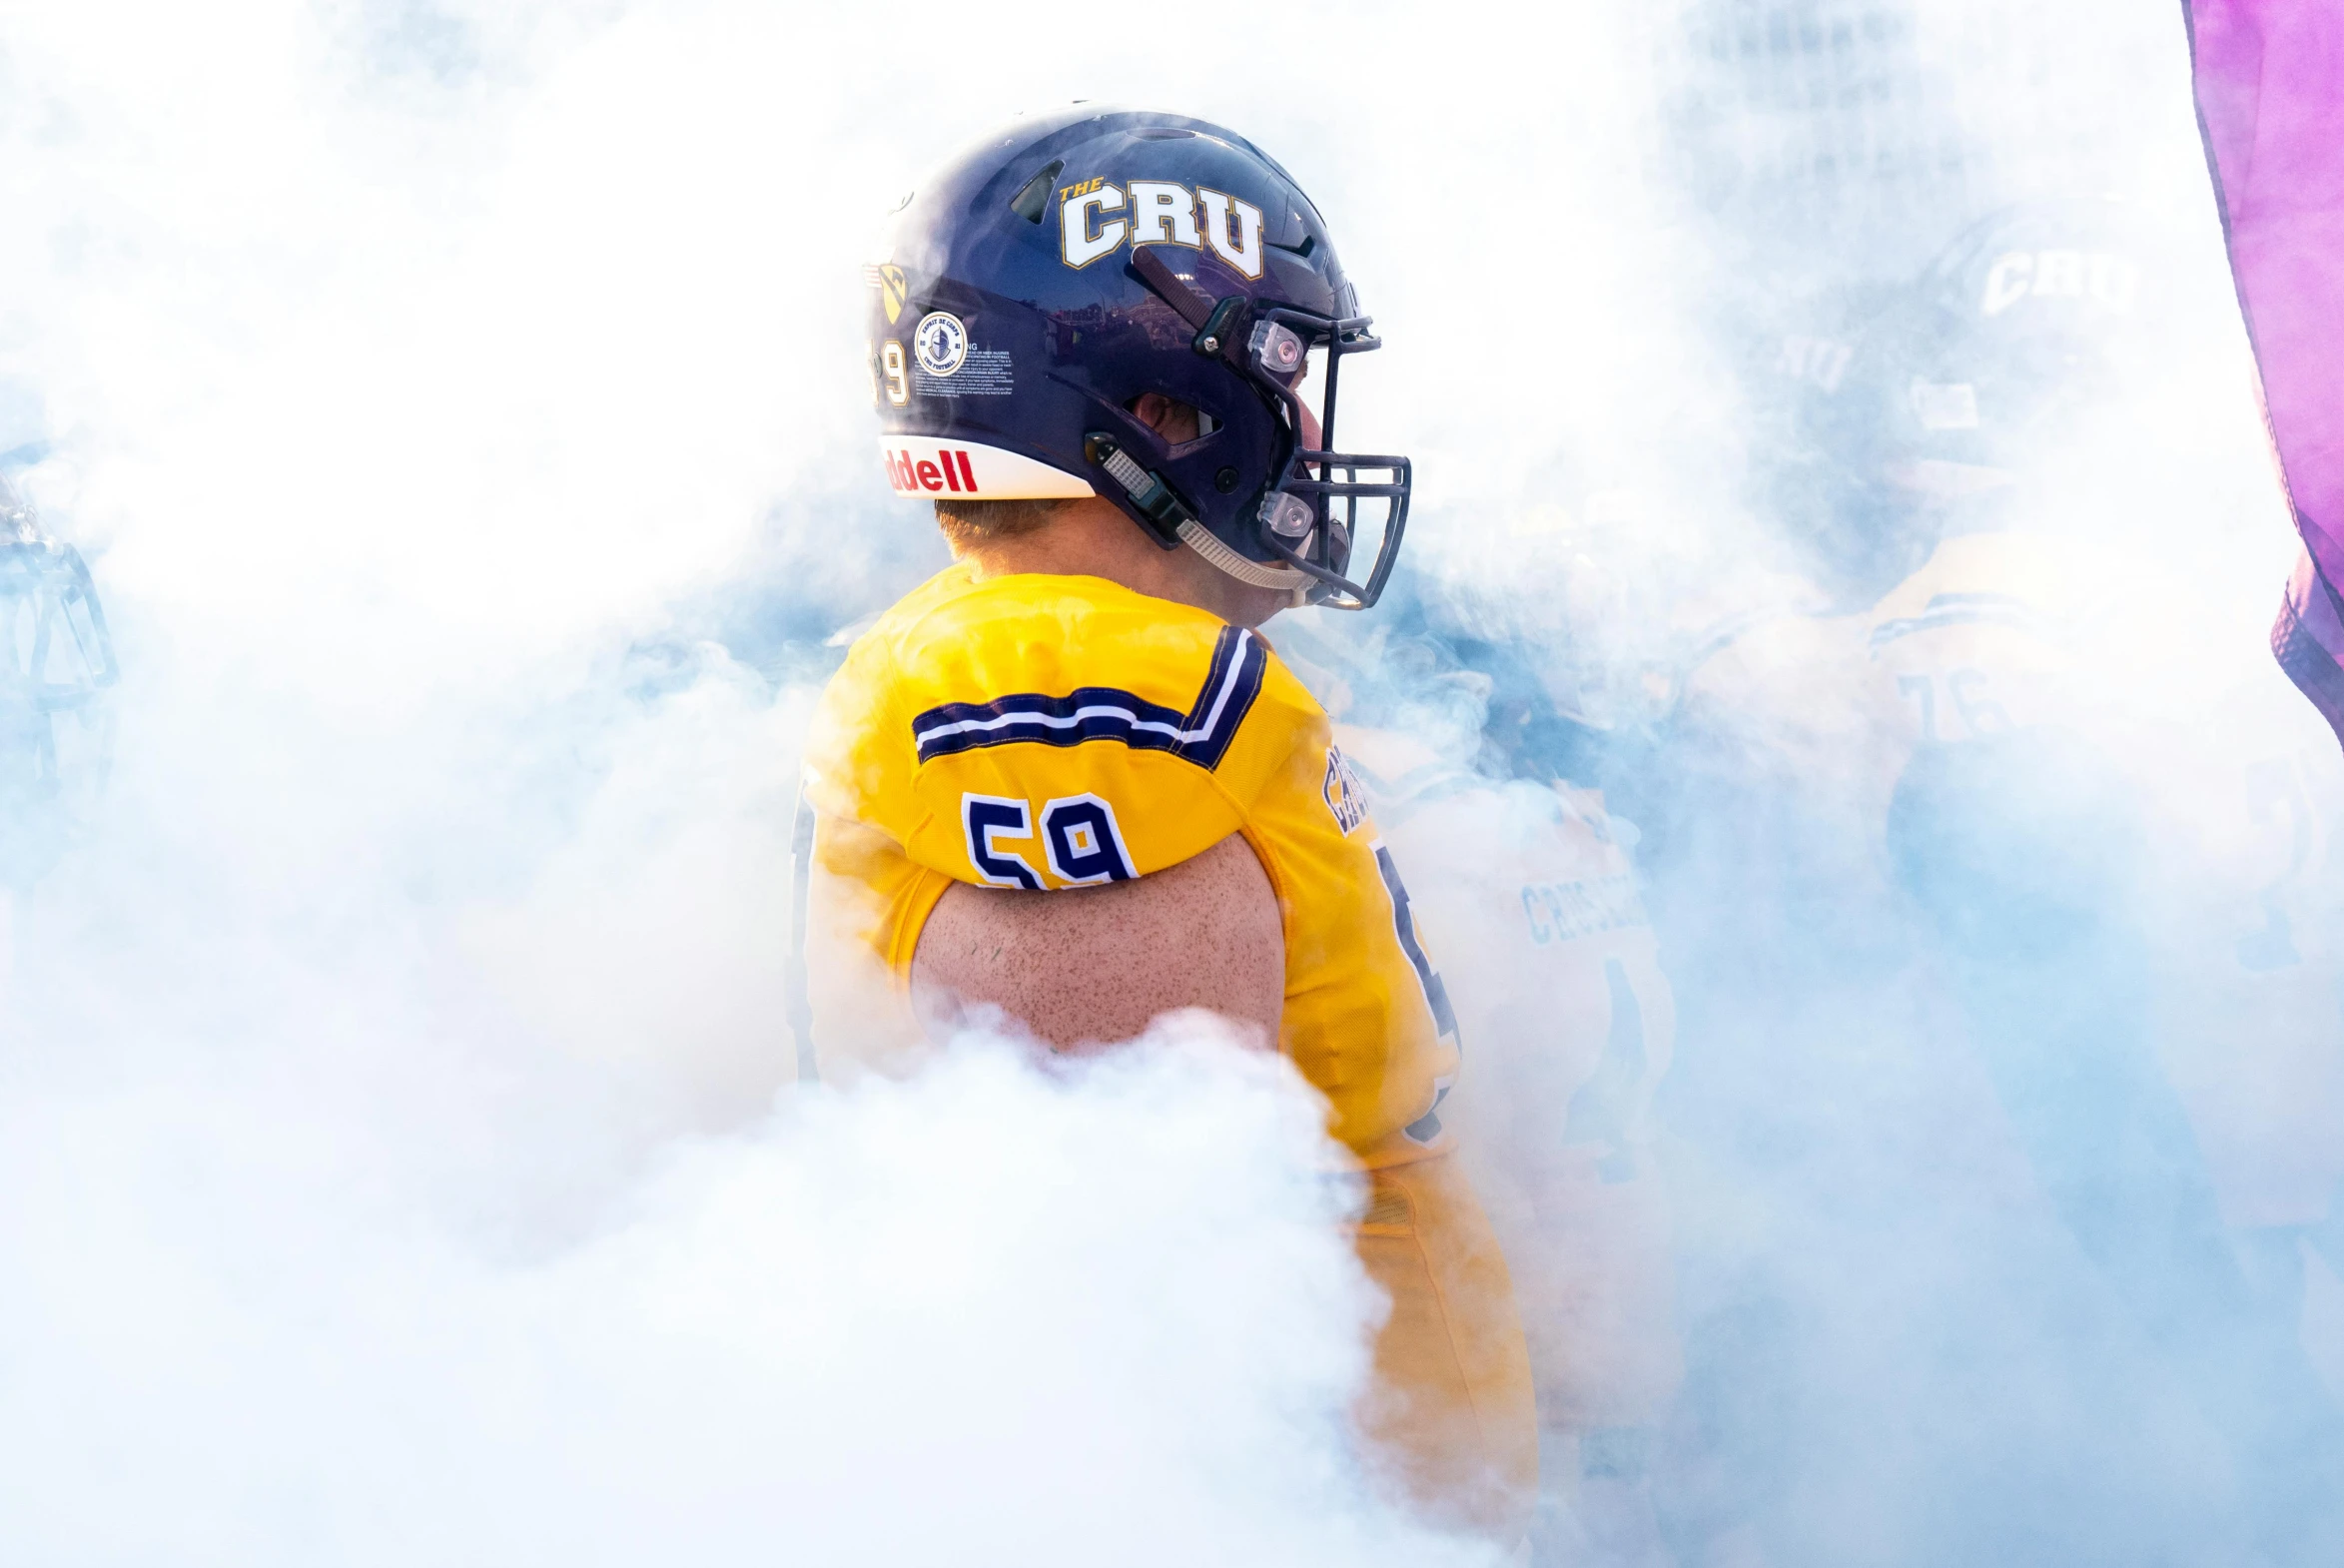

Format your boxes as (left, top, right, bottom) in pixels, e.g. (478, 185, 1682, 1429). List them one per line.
(2185, 0, 2344, 745)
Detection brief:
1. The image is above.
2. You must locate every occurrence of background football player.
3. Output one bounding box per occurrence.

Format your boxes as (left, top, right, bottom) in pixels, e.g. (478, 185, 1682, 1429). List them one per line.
(795, 109, 1538, 1549)
(0, 462, 118, 996)
(1858, 200, 2344, 1563)
(1650, 197, 2344, 1565)
(1277, 589, 1686, 1568)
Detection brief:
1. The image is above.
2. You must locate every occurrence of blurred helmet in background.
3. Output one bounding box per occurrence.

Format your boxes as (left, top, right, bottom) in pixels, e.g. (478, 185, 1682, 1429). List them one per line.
(1767, 197, 2182, 602)
(1, 468, 119, 891)
(1873, 197, 2170, 485)
(867, 105, 1409, 608)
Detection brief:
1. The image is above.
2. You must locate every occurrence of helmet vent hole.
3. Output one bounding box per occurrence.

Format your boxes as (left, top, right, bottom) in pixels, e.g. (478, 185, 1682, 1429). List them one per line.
(1132, 127, 1195, 141)
(1009, 160, 1065, 224)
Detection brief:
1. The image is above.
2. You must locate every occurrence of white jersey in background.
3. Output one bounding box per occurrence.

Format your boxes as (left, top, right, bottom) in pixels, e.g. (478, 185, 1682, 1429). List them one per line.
(1861, 527, 2344, 1253)
(1332, 721, 1684, 1551)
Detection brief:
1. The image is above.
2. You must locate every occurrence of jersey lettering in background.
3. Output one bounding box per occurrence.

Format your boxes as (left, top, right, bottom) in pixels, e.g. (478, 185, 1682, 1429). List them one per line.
(1329, 724, 1685, 1439)
(1866, 539, 2078, 777)
(1520, 873, 1649, 946)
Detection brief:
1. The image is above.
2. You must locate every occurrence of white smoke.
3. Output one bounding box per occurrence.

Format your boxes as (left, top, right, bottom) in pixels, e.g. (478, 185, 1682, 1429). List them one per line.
(0, 0, 2337, 1563)
(0, 1015, 1502, 1565)
(0, 4, 1537, 1558)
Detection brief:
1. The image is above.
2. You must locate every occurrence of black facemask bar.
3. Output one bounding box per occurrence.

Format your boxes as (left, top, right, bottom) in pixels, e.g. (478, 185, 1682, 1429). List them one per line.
(2, 472, 120, 715)
(1, 534, 120, 710)
(1241, 304, 1410, 610)
(1127, 249, 1411, 610)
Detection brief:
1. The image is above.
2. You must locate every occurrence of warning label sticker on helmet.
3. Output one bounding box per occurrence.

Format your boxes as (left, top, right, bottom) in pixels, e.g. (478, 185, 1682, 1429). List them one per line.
(914, 350, 1013, 398)
(879, 437, 1097, 500)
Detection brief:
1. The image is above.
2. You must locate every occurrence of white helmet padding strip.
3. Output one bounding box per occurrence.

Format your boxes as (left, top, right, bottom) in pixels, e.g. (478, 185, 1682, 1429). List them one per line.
(1176, 517, 1312, 594)
(880, 437, 1097, 500)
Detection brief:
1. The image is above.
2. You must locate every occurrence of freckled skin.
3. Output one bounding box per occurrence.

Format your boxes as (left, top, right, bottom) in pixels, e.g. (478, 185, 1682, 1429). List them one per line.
(912, 833, 1285, 1050)
(908, 392, 1295, 1050)
(952, 491, 1293, 631)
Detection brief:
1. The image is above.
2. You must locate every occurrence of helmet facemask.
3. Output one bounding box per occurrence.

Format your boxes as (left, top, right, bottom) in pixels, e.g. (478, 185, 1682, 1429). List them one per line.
(1244, 309, 1410, 609)
(0, 481, 119, 889)
(1121, 247, 1411, 610)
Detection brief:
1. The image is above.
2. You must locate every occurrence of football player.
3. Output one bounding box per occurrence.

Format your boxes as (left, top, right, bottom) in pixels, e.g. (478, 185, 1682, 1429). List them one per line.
(1863, 200, 2344, 1562)
(1670, 197, 2344, 1564)
(1276, 598, 1685, 1567)
(0, 465, 118, 994)
(796, 110, 1536, 1547)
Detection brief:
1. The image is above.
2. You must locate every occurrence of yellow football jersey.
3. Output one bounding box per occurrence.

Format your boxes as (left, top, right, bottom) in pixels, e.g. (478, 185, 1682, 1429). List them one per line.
(799, 563, 1462, 1167)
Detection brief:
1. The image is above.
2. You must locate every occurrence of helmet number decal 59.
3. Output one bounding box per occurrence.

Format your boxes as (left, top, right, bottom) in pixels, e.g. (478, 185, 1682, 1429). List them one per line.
(961, 791, 1135, 890)
(878, 341, 909, 406)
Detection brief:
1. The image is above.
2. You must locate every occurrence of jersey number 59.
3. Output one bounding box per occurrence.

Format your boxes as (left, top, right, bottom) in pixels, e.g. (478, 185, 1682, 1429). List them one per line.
(961, 792, 1136, 890)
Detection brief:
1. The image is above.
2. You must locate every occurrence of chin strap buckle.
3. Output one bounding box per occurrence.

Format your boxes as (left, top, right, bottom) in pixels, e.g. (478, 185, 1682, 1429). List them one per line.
(1083, 432, 1191, 546)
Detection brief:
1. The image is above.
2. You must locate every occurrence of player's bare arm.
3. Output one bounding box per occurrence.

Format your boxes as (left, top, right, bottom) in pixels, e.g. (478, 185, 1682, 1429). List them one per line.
(911, 831, 1282, 1050)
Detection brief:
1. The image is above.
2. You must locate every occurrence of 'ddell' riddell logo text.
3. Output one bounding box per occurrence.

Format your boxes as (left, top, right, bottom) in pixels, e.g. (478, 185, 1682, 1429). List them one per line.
(886, 447, 978, 492)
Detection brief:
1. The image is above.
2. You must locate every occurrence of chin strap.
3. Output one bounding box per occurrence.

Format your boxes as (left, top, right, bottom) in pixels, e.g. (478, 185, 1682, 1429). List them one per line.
(1175, 516, 1311, 600)
(1089, 428, 1312, 599)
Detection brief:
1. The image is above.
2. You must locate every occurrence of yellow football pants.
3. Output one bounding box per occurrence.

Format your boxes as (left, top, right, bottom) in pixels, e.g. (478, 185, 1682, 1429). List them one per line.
(1353, 1153, 1539, 1548)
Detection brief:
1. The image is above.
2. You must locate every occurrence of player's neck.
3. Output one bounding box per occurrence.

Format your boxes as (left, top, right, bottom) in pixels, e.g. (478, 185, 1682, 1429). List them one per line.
(950, 499, 1283, 628)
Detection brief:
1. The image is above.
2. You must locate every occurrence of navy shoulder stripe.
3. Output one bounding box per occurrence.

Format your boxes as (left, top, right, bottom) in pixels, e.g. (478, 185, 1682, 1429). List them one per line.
(1869, 591, 2058, 652)
(912, 624, 1268, 770)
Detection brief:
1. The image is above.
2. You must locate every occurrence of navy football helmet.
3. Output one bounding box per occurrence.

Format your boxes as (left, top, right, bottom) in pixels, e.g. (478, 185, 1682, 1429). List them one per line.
(1, 469, 118, 891)
(1864, 198, 2167, 485)
(866, 106, 1409, 609)
(1770, 197, 2175, 601)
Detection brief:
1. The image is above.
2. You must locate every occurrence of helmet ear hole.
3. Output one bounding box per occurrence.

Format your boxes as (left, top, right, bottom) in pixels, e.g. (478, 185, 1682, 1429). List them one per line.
(1125, 393, 1206, 446)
